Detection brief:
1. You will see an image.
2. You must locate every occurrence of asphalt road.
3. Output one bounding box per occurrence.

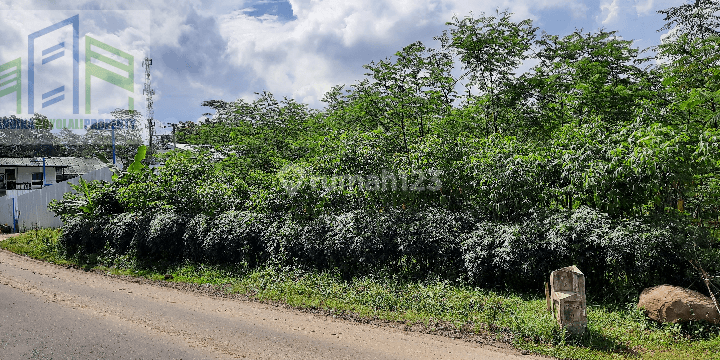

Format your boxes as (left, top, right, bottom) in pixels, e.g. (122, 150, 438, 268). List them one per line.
(0, 242, 547, 359)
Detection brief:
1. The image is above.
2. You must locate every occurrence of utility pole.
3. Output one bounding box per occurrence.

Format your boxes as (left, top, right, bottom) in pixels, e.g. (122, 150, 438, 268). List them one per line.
(170, 123, 178, 149)
(142, 57, 155, 162)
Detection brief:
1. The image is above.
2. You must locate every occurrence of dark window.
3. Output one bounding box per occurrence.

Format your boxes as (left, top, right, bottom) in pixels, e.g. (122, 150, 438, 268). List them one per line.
(6, 169, 15, 181)
(32, 172, 44, 186)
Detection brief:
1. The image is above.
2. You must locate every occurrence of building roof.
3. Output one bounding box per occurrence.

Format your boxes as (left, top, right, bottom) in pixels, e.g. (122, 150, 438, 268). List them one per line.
(155, 143, 228, 160)
(0, 157, 117, 174)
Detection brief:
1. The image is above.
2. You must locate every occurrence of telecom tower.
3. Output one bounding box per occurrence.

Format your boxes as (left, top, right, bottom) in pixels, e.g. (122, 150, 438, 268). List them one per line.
(142, 57, 155, 159)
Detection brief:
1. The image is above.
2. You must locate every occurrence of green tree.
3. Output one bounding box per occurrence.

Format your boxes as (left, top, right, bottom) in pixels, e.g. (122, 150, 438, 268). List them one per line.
(438, 9, 537, 135)
(178, 92, 316, 172)
(351, 41, 456, 154)
(528, 29, 652, 130)
(656, 0, 720, 128)
(110, 108, 145, 166)
(0, 114, 58, 157)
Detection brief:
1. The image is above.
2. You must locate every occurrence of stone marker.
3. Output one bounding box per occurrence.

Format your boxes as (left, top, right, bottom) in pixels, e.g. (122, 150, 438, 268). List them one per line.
(546, 265, 587, 335)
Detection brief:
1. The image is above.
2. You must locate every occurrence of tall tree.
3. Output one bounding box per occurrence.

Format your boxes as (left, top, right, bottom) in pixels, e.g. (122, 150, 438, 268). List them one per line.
(177, 92, 316, 172)
(0, 114, 57, 157)
(356, 41, 456, 154)
(529, 29, 652, 130)
(109, 108, 144, 166)
(658, 0, 720, 41)
(656, 0, 720, 128)
(438, 9, 537, 135)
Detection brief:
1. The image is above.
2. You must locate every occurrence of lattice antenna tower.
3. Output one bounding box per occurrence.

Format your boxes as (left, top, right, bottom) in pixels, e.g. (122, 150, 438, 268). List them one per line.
(142, 57, 155, 158)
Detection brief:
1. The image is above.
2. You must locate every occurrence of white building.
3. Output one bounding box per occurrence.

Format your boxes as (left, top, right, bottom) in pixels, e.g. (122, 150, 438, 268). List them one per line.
(0, 157, 113, 197)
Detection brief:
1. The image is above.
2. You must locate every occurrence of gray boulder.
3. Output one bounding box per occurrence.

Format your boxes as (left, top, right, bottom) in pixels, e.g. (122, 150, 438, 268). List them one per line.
(638, 285, 719, 324)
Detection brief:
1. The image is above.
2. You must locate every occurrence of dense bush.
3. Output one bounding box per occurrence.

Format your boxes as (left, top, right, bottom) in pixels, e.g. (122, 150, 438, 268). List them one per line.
(183, 213, 211, 261)
(281, 210, 399, 275)
(460, 206, 720, 302)
(142, 209, 187, 260)
(394, 208, 471, 278)
(322, 210, 399, 274)
(53, 202, 720, 302)
(129, 212, 153, 259)
(203, 211, 267, 265)
(59, 216, 106, 256)
(102, 212, 138, 255)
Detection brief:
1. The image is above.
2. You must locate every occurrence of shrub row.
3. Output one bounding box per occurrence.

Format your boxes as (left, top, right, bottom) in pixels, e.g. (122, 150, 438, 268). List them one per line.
(460, 207, 718, 300)
(59, 206, 720, 302)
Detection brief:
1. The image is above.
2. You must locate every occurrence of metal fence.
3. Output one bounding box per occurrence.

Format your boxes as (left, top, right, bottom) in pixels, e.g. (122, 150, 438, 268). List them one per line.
(0, 167, 112, 231)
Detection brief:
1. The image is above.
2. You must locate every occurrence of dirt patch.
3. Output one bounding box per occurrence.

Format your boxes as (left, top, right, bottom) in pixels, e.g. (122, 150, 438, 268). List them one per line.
(0, 233, 22, 242)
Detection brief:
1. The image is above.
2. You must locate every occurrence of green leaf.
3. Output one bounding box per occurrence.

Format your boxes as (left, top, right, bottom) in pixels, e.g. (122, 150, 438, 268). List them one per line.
(127, 145, 147, 174)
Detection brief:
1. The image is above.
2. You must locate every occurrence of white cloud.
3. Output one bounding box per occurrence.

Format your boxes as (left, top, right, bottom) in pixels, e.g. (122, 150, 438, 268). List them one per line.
(219, 0, 532, 108)
(0, 0, 683, 121)
(569, 2, 589, 19)
(635, 0, 655, 15)
(600, 0, 620, 24)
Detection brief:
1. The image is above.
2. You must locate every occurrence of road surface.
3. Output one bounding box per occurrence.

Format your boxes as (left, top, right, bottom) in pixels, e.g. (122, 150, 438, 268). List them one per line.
(0, 239, 547, 359)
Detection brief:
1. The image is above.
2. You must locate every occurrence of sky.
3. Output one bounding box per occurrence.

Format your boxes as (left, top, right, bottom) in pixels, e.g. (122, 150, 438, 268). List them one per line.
(0, 0, 689, 137)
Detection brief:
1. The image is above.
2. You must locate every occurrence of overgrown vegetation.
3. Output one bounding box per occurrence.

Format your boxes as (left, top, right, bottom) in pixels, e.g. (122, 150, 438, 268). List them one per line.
(18, 2, 719, 357)
(2, 230, 719, 360)
(48, 2, 720, 303)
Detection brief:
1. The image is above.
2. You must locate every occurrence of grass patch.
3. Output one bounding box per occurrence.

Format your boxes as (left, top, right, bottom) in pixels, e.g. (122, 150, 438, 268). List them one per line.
(0, 229, 73, 266)
(2, 229, 719, 359)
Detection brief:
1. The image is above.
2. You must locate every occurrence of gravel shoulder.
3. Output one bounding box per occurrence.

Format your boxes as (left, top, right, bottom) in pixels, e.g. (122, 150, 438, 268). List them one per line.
(0, 242, 549, 359)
